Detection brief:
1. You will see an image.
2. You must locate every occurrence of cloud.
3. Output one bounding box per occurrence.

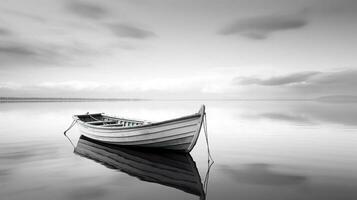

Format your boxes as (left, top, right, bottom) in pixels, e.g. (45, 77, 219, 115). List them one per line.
(107, 23, 156, 39)
(1, 77, 201, 93)
(67, 1, 108, 19)
(292, 69, 357, 95)
(0, 41, 99, 68)
(0, 169, 10, 178)
(0, 75, 209, 98)
(316, 0, 357, 14)
(37, 81, 109, 91)
(0, 42, 55, 66)
(311, 70, 357, 85)
(235, 71, 321, 86)
(1, 9, 47, 23)
(0, 27, 12, 36)
(0, 42, 62, 67)
(0, 45, 38, 56)
(219, 14, 308, 39)
(232, 69, 357, 98)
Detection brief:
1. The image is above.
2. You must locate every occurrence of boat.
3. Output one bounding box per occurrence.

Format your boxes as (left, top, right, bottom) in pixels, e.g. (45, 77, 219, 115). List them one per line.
(74, 135, 206, 199)
(72, 105, 205, 152)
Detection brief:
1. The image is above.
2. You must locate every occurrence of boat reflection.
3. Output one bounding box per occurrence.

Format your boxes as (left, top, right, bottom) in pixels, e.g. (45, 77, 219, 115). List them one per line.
(74, 135, 208, 199)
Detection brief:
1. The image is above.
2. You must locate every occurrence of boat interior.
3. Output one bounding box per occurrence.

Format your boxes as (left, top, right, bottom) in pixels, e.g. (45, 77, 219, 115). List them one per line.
(76, 113, 146, 127)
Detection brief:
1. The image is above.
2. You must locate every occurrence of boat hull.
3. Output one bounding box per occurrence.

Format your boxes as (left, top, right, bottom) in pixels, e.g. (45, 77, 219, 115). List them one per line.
(74, 105, 205, 152)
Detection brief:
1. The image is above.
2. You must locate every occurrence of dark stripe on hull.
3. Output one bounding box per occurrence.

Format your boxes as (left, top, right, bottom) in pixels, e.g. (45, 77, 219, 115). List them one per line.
(81, 123, 198, 138)
(80, 129, 199, 152)
(79, 122, 198, 138)
(82, 130, 196, 143)
(139, 136, 193, 147)
(160, 143, 192, 151)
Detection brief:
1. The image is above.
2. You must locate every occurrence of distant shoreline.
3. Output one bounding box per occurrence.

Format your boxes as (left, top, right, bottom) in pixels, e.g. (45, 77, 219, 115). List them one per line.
(0, 97, 313, 103)
(0, 97, 147, 103)
(1, 96, 356, 103)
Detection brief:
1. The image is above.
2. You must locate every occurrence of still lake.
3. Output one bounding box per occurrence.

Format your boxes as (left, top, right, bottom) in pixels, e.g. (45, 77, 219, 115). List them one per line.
(1, 101, 357, 200)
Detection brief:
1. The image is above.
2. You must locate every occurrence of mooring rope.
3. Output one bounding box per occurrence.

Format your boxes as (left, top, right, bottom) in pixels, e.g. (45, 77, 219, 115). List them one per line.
(201, 112, 214, 200)
(64, 119, 78, 135)
(203, 113, 214, 162)
(202, 157, 214, 200)
(63, 119, 78, 148)
(64, 132, 76, 148)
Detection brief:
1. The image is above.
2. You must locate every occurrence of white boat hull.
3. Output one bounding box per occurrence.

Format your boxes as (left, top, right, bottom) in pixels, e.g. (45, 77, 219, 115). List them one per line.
(74, 105, 205, 152)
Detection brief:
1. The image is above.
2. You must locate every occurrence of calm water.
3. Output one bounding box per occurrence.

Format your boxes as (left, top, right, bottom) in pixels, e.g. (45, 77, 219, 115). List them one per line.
(1, 101, 357, 200)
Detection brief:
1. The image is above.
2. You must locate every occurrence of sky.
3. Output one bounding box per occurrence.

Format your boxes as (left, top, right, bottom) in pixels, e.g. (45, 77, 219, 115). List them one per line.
(0, 0, 357, 99)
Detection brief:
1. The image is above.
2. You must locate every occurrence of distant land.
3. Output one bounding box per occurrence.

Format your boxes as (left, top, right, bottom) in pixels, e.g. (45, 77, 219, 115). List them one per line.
(0, 97, 312, 102)
(1, 96, 356, 103)
(0, 97, 147, 102)
(315, 95, 357, 103)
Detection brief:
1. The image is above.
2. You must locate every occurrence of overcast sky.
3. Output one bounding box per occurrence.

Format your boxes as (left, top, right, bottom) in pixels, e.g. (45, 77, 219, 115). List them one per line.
(0, 0, 356, 99)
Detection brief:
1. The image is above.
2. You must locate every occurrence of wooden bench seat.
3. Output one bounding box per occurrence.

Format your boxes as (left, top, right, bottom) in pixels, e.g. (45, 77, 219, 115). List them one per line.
(86, 120, 117, 124)
(101, 124, 125, 127)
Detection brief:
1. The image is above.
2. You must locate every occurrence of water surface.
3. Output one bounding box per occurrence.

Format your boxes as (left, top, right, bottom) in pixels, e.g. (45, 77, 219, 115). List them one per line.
(1, 101, 357, 200)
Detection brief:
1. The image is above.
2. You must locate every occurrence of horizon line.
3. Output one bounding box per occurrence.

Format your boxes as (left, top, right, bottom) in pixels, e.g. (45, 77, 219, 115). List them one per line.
(1, 95, 356, 103)
(0, 96, 317, 102)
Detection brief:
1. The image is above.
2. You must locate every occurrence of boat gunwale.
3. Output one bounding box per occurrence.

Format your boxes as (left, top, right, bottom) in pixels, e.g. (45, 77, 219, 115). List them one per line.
(74, 112, 202, 130)
(81, 131, 196, 143)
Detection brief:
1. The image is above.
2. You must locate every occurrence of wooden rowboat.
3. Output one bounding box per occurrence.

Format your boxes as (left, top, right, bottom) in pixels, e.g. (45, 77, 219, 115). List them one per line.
(74, 135, 205, 199)
(73, 105, 205, 152)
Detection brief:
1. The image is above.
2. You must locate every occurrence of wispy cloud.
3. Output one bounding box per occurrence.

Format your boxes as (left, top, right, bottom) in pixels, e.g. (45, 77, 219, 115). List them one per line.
(0, 27, 12, 36)
(0, 41, 98, 68)
(0, 78, 190, 95)
(219, 14, 308, 40)
(66, 1, 108, 19)
(0, 44, 37, 57)
(311, 69, 357, 85)
(1, 9, 47, 23)
(0, 75, 210, 98)
(36, 81, 109, 91)
(0, 42, 55, 67)
(0, 169, 10, 178)
(232, 69, 357, 98)
(235, 71, 320, 86)
(292, 69, 357, 95)
(66, 2, 157, 40)
(107, 23, 156, 39)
